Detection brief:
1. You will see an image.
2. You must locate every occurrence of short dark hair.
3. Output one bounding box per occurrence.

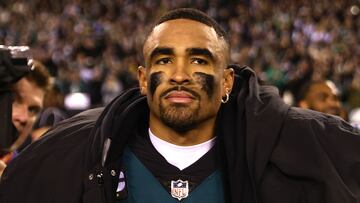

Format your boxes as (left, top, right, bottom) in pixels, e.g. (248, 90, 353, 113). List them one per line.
(154, 8, 229, 46)
(25, 60, 51, 92)
(141, 8, 231, 65)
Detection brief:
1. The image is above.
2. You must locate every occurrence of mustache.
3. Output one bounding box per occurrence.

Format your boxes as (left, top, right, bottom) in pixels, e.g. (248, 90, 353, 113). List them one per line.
(159, 86, 201, 99)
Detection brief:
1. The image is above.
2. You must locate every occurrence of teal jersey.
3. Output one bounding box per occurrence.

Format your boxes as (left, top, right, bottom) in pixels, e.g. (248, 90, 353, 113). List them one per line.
(117, 148, 225, 203)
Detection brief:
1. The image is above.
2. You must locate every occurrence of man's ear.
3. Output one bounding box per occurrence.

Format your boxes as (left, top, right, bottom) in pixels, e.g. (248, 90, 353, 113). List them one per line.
(298, 100, 309, 109)
(138, 66, 147, 95)
(222, 68, 234, 97)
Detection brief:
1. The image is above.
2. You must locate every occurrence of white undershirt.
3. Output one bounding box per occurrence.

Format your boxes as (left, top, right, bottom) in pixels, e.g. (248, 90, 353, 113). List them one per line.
(149, 129, 216, 170)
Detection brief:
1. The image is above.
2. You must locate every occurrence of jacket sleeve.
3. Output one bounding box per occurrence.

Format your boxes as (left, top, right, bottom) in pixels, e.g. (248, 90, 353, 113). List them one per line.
(0, 108, 102, 203)
(315, 113, 360, 199)
(264, 108, 360, 203)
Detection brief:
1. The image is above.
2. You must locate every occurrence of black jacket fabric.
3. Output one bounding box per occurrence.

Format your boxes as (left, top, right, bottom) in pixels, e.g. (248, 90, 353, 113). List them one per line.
(0, 66, 359, 203)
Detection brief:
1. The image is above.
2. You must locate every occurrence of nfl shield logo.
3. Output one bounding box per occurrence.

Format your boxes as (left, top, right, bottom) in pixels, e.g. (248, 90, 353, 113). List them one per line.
(171, 179, 189, 201)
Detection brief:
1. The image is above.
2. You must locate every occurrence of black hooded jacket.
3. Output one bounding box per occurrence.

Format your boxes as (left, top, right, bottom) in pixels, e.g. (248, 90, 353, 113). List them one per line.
(1, 66, 359, 203)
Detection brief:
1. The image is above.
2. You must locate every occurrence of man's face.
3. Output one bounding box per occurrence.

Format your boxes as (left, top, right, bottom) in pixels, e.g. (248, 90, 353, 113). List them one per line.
(12, 78, 45, 140)
(301, 83, 342, 116)
(139, 19, 233, 132)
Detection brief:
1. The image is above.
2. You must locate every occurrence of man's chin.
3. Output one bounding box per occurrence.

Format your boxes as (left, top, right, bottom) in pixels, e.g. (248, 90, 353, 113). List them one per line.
(162, 118, 197, 133)
(160, 109, 199, 132)
(159, 99, 201, 131)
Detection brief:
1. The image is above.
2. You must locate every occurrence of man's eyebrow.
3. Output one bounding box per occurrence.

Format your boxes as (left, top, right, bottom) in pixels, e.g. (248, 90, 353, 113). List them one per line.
(186, 48, 215, 61)
(149, 47, 174, 61)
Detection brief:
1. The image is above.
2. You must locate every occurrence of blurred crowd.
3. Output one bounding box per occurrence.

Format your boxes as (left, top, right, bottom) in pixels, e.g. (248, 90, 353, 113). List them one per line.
(0, 0, 359, 119)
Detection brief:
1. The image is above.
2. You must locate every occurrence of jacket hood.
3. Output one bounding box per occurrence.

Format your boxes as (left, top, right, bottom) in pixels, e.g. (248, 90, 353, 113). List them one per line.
(216, 65, 289, 202)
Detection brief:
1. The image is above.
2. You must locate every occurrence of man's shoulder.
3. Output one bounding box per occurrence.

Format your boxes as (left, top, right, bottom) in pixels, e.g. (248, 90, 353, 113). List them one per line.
(8, 108, 101, 167)
(0, 108, 105, 202)
(11, 107, 103, 164)
(59, 107, 104, 129)
(285, 107, 359, 135)
(33, 107, 104, 145)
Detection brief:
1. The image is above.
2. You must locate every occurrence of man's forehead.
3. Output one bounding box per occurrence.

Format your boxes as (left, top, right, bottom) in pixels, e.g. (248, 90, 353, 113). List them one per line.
(16, 78, 45, 104)
(153, 19, 216, 34)
(143, 19, 226, 59)
(310, 83, 332, 93)
(306, 83, 336, 99)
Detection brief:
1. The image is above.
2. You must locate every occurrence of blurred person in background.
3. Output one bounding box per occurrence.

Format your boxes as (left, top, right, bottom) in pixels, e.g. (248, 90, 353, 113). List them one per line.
(30, 84, 68, 141)
(8, 60, 50, 150)
(0, 60, 50, 176)
(345, 70, 360, 111)
(101, 73, 123, 105)
(297, 80, 346, 120)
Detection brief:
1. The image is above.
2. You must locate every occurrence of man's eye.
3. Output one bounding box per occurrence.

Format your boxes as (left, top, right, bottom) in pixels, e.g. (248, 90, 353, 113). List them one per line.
(192, 58, 208, 65)
(155, 58, 172, 65)
(28, 107, 41, 117)
(317, 93, 328, 102)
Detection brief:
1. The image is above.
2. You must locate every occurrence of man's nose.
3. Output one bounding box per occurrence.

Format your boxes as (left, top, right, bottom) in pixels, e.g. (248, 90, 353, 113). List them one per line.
(13, 105, 29, 126)
(169, 60, 191, 85)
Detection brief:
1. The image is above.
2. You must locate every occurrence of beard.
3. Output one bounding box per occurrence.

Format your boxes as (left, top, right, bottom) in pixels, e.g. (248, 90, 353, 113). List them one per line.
(159, 101, 201, 133)
(155, 77, 216, 133)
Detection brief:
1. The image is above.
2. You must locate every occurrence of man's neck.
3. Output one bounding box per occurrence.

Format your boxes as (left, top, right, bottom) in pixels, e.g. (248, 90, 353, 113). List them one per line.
(148, 114, 216, 146)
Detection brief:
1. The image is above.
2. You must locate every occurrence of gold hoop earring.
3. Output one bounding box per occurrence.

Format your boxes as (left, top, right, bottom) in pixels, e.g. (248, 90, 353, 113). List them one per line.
(221, 93, 229, 104)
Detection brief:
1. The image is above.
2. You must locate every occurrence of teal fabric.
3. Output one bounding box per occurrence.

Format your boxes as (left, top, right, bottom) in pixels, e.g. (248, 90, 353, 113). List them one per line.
(118, 148, 225, 203)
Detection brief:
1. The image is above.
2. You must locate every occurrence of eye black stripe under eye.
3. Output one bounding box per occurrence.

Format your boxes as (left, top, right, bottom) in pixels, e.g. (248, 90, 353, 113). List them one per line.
(193, 72, 215, 99)
(149, 71, 163, 98)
